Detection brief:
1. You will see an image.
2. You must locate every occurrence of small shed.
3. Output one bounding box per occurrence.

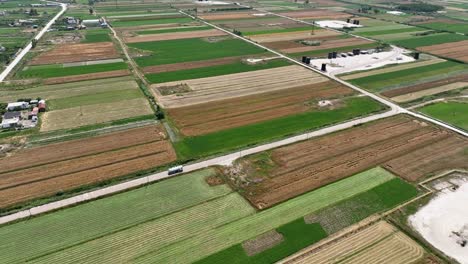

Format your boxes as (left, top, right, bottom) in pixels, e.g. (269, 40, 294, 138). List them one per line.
(6, 101, 29, 111)
(1, 117, 19, 129)
(38, 101, 46, 112)
(29, 107, 39, 118)
(3, 111, 21, 120)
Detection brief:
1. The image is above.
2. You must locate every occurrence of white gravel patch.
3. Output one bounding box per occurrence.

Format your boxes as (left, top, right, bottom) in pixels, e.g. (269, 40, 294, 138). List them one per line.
(194, 0, 230, 4)
(387, 11, 405, 15)
(310, 46, 415, 75)
(410, 181, 468, 264)
(316, 20, 362, 29)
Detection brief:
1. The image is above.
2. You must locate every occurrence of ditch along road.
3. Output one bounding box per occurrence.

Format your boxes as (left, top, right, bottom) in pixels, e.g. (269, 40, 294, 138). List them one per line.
(0, 10, 465, 225)
(0, 1, 67, 82)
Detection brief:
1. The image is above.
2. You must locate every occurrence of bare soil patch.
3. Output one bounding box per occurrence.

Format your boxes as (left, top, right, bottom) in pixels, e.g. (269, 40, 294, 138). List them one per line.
(226, 115, 467, 209)
(157, 83, 192, 95)
(167, 81, 353, 136)
(43, 69, 131, 85)
(0, 124, 176, 209)
(124, 29, 226, 43)
(242, 230, 284, 256)
(153, 65, 328, 108)
(30, 42, 119, 65)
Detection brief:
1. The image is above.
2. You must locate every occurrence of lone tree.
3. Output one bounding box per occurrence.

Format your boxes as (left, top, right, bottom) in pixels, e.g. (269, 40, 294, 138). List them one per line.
(31, 39, 38, 48)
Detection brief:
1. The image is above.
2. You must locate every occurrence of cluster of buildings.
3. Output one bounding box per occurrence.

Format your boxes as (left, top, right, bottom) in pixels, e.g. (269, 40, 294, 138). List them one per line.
(64, 17, 108, 30)
(1, 100, 46, 129)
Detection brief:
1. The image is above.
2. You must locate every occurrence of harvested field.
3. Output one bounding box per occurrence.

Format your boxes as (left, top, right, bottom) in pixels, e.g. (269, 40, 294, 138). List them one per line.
(43, 69, 130, 84)
(30, 42, 119, 65)
(247, 29, 340, 43)
(230, 115, 467, 209)
(279, 38, 372, 54)
(167, 81, 354, 136)
(381, 73, 468, 98)
(340, 58, 445, 81)
(40, 98, 153, 132)
(242, 230, 284, 256)
(153, 65, 328, 108)
(124, 29, 226, 43)
(199, 11, 271, 21)
(142, 55, 242, 74)
(391, 82, 468, 102)
(418, 40, 468, 63)
(283, 221, 425, 264)
(0, 125, 176, 208)
(277, 10, 350, 20)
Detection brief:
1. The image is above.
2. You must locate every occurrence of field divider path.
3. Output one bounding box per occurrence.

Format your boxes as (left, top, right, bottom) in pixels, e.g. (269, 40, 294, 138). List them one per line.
(0, 108, 398, 225)
(178, 7, 468, 138)
(0, 1, 67, 82)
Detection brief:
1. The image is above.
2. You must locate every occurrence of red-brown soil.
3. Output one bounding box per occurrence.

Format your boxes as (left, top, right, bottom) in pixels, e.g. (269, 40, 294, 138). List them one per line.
(43, 69, 130, 84)
(0, 125, 176, 209)
(167, 81, 354, 136)
(229, 115, 468, 209)
(30, 42, 119, 65)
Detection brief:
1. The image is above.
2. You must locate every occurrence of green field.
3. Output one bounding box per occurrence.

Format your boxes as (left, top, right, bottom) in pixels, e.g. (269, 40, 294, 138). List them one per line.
(419, 101, 468, 130)
(111, 17, 194, 27)
(244, 26, 315, 35)
(349, 61, 468, 92)
(197, 169, 418, 264)
(417, 22, 468, 34)
(17, 62, 128, 79)
(81, 29, 111, 43)
(390, 33, 468, 49)
(137, 25, 212, 35)
(47, 89, 143, 110)
(0, 166, 417, 263)
(356, 27, 422, 37)
(146, 59, 290, 83)
(130, 37, 266, 67)
(289, 43, 379, 58)
(175, 97, 385, 159)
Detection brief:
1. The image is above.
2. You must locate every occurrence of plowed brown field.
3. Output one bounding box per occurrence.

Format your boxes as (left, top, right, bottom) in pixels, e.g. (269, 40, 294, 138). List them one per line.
(418, 40, 468, 63)
(30, 42, 119, 65)
(43, 69, 130, 85)
(153, 65, 328, 108)
(0, 125, 176, 209)
(168, 81, 353, 136)
(232, 115, 467, 209)
(124, 29, 226, 43)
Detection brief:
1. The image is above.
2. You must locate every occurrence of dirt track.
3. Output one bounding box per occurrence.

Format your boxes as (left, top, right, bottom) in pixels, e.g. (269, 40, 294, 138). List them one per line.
(153, 65, 328, 108)
(232, 115, 467, 209)
(168, 81, 354, 136)
(43, 69, 130, 84)
(30, 42, 119, 65)
(124, 29, 226, 43)
(0, 125, 176, 209)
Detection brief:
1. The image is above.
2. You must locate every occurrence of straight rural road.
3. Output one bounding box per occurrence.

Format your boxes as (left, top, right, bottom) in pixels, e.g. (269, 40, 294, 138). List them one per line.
(1, 6, 466, 225)
(0, 1, 67, 82)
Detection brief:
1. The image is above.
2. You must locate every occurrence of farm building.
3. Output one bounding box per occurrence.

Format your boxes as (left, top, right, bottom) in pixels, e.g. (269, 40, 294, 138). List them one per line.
(29, 107, 39, 118)
(38, 100, 46, 112)
(1, 117, 19, 128)
(6, 101, 29, 111)
(3, 111, 21, 120)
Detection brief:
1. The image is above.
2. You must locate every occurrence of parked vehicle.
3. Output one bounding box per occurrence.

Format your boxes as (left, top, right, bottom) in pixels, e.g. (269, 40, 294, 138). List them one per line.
(168, 165, 183, 175)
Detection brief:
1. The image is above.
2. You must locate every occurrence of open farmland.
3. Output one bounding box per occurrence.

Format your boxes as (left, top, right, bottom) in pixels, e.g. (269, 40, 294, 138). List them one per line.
(390, 32, 468, 49)
(153, 65, 328, 107)
(124, 29, 227, 43)
(277, 10, 350, 20)
(40, 98, 153, 132)
(349, 61, 468, 93)
(229, 115, 468, 209)
(129, 37, 266, 67)
(110, 16, 194, 27)
(247, 29, 340, 43)
(29, 42, 120, 65)
(0, 167, 416, 263)
(283, 221, 425, 264)
(17, 61, 129, 79)
(418, 40, 468, 63)
(167, 80, 354, 136)
(0, 125, 176, 209)
(198, 11, 274, 21)
(418, 101, 468, 131)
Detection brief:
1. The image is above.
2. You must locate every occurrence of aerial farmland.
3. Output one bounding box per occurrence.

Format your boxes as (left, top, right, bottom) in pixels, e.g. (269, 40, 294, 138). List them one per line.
(0, 0, 467, 263)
